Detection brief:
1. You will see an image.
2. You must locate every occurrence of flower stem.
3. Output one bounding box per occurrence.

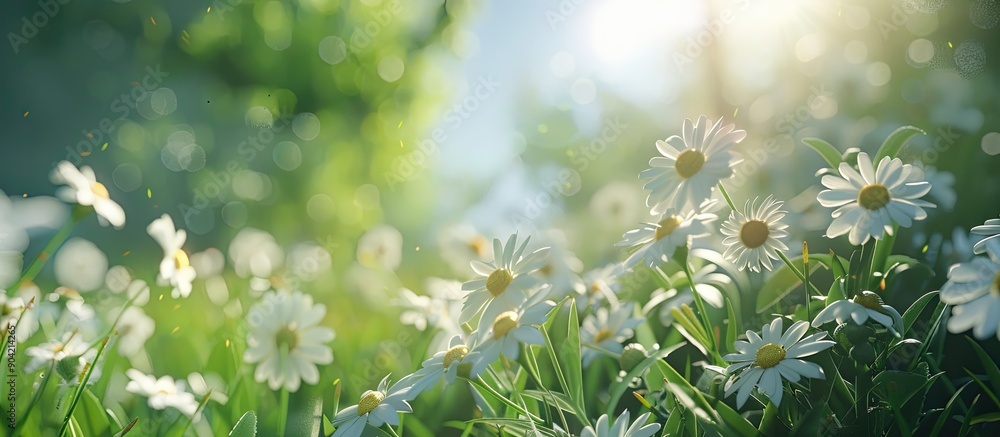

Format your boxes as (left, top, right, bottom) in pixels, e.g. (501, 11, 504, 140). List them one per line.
(278, 352, 290, 437)
(58, 335, 110, 437)
(178, 389, 213, 436)
(716, 182, 738, 211)
(681, 258, 717, 356)
(467, 377, 544, 423)
(16, 361, 55, 436)
(9, 208, 88, 295)
(803, 242, 811, 321)
(777, 250, 823, 297)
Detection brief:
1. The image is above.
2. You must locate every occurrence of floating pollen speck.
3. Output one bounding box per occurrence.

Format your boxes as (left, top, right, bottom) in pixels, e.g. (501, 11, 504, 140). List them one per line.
(948, 41, 953, 48)
(207, 6, 211, 13)
(415, 246, 420, 251)
(147, 188, 152, 198)
(101, 142, 108, 151)
(159, 294, 164, 301)
(171, 326, 180, 334)
(123, 251, 131, 256)
(150, 17, 156, 25)
(80, 151, 91, 157)
(225, 339, 230, 348)
(400, 140, 404, 148)
(22, 193, 27, 198)
(733, 107, 739, 117)
(172, 304, 181, 310)
(22, 111, 28, 117)
(397, 121, 403, 128)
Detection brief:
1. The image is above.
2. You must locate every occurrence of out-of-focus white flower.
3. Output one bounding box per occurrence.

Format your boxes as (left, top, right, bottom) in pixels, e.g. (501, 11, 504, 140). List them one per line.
(286, 242, 332, 283)
(104, 266, 132, 293)
(125, 369, 199, 418)
(394, 278, 464, 355)
(229, 228, 284, 285)
(581, 410, 661, 437)
(589, 181, 643, 230)
(942, 240, 1000, 339)
(50, 161, 125, 228)
(148, 214, 196, 299)
(578, 264, 622, 309)
(817, 152, 934, 245)
(187, 372, 229, 405)
(532, 231, 585, 299)
(581, 302, 643, 366)
(54, 238, 108, 292)
(115, 306, 155, 357)
(357, 225, 403, 270)
(0, 190, 67, 252)
(642, 116, 745, 214)
(117, 279, 151, 306)
(922, 166, 957, 212)
(972, 216, 1000, 255)
(243, 290, 335, 392)
(190, 248, 225, 278)
(438, 224, 492, 274)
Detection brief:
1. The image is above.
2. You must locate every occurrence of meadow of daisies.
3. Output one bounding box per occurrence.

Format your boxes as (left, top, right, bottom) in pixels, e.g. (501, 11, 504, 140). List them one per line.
(2, 113, 1000, 436)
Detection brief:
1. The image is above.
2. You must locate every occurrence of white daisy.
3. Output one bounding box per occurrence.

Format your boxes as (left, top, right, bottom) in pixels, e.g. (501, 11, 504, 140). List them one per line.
(723, 319, 834, 408)
(114, 306, 155, 357)
(438, 224, 492, 274)
(0, 189, 67, 253)
(407, 334, 480, 397)
(0, 283, 41, 342)
(641, 116, 745, 214)
(581, 302, 643, 366)
(460, 233, 548, 334)
(25, 330, 90, 372)
(616, 205, 717, 269)
(941, 240, 1000, 339)
(578, 263, 623, 309)
(243, 290, 335, 392)
(812, 291, 903, 337)
(589, 181, 643, 230)
(228, 228, 284, 288)
(721, 196, 790, 272)
(356, 224, 403, 270)
(125, 369, 199, 417)
(972, 216, 1000, 254)
(187, 372, 229, 405)
(50, 161, 125, 228)
(332, 375, 413, 437)
(147, 214, 197, 299)
(582, 410, 661, 437)
(922, 166, 956, 212)
(817, 152, 934, 245)
(470, 294, 555, 377)
(532, 231, 585, 299)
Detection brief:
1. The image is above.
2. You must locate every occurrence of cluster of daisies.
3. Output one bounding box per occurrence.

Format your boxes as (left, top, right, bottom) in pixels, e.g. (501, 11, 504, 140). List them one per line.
(4, 113, 996, 436)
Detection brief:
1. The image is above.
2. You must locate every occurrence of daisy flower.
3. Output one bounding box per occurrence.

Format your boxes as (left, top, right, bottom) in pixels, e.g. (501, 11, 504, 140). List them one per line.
(53, 237, 108, 293)
(972, 216, 1000, 254)
(438, 224, 492, 274)
(812, 291, 903, 337)
(532, 232, 585, 299)
(581, 302, 643, 366)
(356, 224, 403, 270)
(941, 240, 1000, 339)
(50, 161, 125, 228)
(25, 330, 90, 372)
(471, 294, 556, 376)
(723, 318, 834, 408)
(578, 263, 623, 308)
(817, 152, 934, 245)
(407, 334, 480, 397)
(616, 205, 717, 269)
(460, 233, 548, 333)
(641, 116, 745, 214)
(244, 290, 335, 392)
(582, 410, 661, 437)
(721, 196, 790, 272)
(125, 369, 199, 418)
(114, 306, 156, 357)
(332, 375, 413, 437)
(228, 228, 284, 290)
(147, 214, 197, 299)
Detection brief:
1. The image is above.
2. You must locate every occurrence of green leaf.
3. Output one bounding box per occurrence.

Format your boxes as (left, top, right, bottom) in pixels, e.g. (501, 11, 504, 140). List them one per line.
(322, 414, 335, 437)
(931, 381, 972, 435)
(873, 126, 925, 163)
(286, 395, 323, 437)
(803, 138, 842, 169)
(112, 417, 139, 437)
(655, 360, 719, 425)
(521, 390, 575, 414)
(971, 412, 1000, 425)
(902, 291, 938, 337)
(828, 250, 848, 280)
(965, 337, 1000, 400)
(826, 278, 846, 307)
(724, 297, 740, 355)
(605, 342, 684, 416)
(756, 256, 825, 313)
(465, 418, 560, 436)
(229, 411, 257, 437)
(559, 299, 584, 411)
(74, 389, 111, 436)
(872, 370, 941, 409)
(714, 398, 759, 436)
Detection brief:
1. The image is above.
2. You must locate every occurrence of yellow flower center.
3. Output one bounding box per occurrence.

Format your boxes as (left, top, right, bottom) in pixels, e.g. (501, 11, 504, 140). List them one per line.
(588, 281, 603, 295)
(593, 328, 614, 344)
(91, 182, 110, 199)
(754, 343, 786, 368)
(486, 269, 513, 297)
(853, 291, 884, 311)
(173, 249, 190, 270)
(443, 345, 469, 368)
(492, 311, 519, 340)
(275, 326, 299, 351)
(675, 149, 706, 179)
(654, 216, 684, 241)
(857, 184, 890, 210)
(739, 220, 770, 249)
(357, 390, 384, 415)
